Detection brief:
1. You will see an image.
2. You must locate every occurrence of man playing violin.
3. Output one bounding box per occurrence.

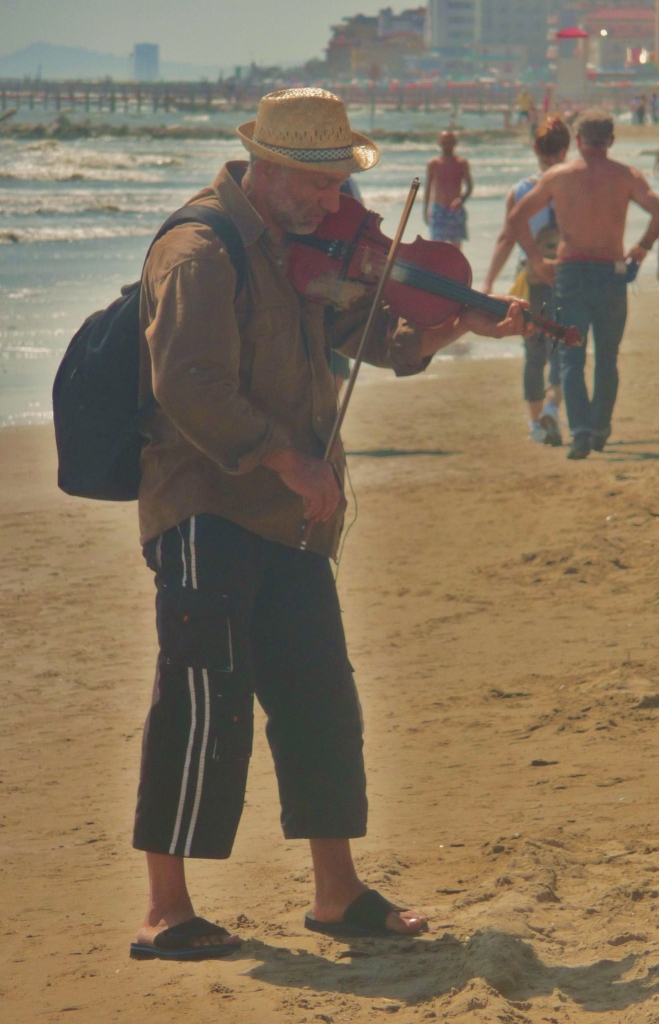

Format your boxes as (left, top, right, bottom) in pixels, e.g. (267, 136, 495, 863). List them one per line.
(130, 87, 528, 961)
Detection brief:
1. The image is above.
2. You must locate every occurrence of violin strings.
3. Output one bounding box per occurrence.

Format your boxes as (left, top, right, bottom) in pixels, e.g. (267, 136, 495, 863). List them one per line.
(337, 244, 562, 337)
(341, 242, 509, 314)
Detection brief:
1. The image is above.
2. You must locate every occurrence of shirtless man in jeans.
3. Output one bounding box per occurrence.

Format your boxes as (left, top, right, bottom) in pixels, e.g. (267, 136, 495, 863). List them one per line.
(424, 131, 473, 250)
(507, 109, 659, 459)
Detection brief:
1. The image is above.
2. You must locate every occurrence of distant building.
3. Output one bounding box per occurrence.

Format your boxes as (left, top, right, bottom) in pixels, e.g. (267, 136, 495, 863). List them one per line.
(133, 43, 160, 81)
(327, 0, 623, 80)
(378, 5, 426, 37)
(327, 8, 425, 78)
(326, 14, 378, 75)
(351, 31, 427, 76)
(478, 0, 557, 67)
(422, 0, 535, 76)
(425, 0, 477, 49)
(407, 41, 528, 77)
(584, 5, 654, 67)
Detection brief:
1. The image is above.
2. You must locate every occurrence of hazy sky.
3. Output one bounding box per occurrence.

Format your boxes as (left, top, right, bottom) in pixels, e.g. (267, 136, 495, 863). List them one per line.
(0, 0, 385, 67)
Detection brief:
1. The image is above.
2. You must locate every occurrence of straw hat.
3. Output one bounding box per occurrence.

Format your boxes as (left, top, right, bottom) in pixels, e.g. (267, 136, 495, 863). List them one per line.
(237, 88, 379, 175)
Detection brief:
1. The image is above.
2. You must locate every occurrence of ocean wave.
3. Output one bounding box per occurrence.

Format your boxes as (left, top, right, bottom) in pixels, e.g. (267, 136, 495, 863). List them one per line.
(0, 140, 185, 182)
(4, 287, 41, 300)
(471, 185, 509, 200)
(361, 183, 512, 208)
(0, 344, 59, 356)
(0, 408, 54, 428)
(359, 186, 413, 210)
(0, 168, 165, 183)
(22, 139, 185, 167)
(0, 224, 155, 243)
(0, 187, 189, 217)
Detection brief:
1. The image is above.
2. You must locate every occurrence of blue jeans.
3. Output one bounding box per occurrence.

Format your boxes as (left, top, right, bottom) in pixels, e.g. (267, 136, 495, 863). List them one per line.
(555, 261, 627, 439)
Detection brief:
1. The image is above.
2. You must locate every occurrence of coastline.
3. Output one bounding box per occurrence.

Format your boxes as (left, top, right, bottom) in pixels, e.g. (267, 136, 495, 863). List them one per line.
(0, 117, 521, 143)
(3, 118, 659, 143)
(2, 288, 659, 1022)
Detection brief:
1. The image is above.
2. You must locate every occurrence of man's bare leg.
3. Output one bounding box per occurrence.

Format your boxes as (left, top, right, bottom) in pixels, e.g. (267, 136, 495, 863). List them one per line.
(136, 852, 241, 948)
(545, 383, 562, 409)
(531, 385, 562, 435)
(309, 838, 427, 935)
(529, 400, 543, 422)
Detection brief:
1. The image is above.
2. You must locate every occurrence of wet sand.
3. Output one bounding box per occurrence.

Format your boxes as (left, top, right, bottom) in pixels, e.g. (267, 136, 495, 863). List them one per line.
(3, 288, 659, 1023)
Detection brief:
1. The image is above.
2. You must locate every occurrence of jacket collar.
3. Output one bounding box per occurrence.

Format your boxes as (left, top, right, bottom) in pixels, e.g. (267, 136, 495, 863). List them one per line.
(213, 161, 266, 247)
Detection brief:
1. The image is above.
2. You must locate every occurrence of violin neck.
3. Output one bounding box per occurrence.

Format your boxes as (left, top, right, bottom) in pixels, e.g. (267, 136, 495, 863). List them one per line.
(392, 259, 567, 343)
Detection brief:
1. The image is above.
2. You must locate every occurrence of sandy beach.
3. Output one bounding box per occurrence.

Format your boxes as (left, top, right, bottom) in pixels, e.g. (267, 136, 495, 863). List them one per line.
(4, 287, 659, 1024)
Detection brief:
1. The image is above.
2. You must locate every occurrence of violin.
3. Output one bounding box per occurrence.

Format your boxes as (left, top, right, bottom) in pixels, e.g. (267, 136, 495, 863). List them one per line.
(288, 193, 582, 348)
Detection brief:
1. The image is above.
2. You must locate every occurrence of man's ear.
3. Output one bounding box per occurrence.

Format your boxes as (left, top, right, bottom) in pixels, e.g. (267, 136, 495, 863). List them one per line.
(253, 159, 276, 185)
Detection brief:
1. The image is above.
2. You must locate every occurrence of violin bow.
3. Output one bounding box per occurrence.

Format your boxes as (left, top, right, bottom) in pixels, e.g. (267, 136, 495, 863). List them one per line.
(300, 176, 421, 551)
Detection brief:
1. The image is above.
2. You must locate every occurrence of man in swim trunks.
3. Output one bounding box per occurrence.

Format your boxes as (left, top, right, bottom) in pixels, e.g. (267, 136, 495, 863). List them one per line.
(507, 109, 659, 459)
(424, 131, 473, 249)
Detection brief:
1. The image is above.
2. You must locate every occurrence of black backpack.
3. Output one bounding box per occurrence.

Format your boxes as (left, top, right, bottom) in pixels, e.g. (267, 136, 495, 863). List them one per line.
(53, 206, 246, 501)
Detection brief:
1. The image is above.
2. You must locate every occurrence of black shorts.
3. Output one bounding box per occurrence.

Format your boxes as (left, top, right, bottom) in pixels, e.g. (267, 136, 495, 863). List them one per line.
(133, 514, 367, 859)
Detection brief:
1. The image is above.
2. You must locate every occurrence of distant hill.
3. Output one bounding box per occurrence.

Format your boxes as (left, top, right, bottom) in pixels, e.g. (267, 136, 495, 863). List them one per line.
(0, 42, 221, 81)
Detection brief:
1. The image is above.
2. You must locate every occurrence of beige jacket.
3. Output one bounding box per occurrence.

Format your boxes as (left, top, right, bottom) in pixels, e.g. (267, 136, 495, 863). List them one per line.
(138, 161, 430, 557)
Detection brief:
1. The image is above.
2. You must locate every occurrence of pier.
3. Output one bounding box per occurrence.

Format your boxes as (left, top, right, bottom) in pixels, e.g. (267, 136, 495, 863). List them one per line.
(0, 77, 648, 131)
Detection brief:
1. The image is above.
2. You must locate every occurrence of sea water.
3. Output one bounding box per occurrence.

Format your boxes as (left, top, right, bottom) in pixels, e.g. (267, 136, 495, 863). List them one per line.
(1, 107, 657, 426)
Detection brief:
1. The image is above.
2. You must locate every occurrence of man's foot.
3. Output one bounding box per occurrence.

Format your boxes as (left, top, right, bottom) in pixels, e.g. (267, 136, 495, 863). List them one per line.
(591, 428, 611, 452)
(311, 883, 427, 936)
(528, 421, 546, 444)
(567, 433, 591, 460)
(136, 913, 241, 951)
(131, 916, 242, 960)
(307, 887, 428, 938)
(540, 403, 563, 447)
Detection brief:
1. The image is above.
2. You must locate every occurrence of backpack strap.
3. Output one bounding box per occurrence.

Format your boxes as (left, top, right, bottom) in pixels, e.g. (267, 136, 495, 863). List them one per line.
(145, 205, 247, 295)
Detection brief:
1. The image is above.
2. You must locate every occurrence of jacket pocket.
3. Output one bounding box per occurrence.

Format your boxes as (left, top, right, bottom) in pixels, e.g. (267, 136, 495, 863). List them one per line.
(156, 584, 233, 672)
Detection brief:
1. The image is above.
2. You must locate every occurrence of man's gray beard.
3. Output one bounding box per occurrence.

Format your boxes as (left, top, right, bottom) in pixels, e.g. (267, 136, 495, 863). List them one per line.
(266, 194, 319, 236)
(287, 221, 317, 235)
(275, 210, 317, 235)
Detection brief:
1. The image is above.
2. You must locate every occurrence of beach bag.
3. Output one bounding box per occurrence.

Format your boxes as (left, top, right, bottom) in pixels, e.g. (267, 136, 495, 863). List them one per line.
(53, 206, 246, 501)
(509, 267, 530, 302)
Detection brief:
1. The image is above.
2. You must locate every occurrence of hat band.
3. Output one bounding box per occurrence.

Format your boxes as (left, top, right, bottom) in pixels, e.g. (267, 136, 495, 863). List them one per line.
(254, 137, 354, 162)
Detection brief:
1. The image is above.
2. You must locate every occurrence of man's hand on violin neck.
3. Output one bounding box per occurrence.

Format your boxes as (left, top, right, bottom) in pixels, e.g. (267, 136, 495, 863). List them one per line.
(460, 299, 532, 340)
(419, 298, 531, 356)
(261, 449, 341, 523)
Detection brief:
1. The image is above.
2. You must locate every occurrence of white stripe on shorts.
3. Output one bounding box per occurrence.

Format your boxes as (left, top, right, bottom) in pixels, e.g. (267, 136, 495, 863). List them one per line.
(184, 667, 210, 856)
(177, 524, 188, 588)
(189, 515, 198, 590)
(169, 667, 197, 855)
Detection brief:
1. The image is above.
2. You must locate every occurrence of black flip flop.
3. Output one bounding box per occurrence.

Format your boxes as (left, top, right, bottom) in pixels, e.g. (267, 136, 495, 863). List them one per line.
(130, 915, 241, 961)
(304, 888, 427, 939)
